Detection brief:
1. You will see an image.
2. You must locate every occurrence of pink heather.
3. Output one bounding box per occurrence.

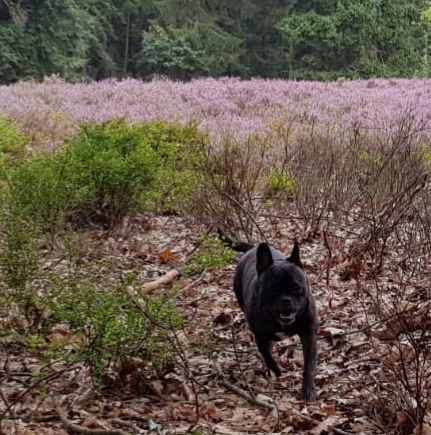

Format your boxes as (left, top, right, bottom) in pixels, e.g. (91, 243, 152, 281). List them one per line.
(0, 77, 431, 147)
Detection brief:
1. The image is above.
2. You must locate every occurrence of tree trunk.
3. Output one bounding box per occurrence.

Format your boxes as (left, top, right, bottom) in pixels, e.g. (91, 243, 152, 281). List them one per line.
(123, 11, 130, 77)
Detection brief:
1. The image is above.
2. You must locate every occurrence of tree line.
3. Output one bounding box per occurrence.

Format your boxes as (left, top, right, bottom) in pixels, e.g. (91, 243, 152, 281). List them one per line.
(1, 0, 431, 84)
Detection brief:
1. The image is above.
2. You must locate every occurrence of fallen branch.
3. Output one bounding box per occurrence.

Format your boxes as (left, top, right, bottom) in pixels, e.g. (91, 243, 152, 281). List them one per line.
(141, 269, 180, 294)
(53, 399, 129, 435)
(214, 359, 314, 425)
(214, 360, 274, 410)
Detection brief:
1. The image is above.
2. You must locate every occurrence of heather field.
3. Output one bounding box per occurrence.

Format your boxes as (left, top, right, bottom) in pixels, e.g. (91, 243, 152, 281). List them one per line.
(1, 78, 431, 435)
(1, 76, 431, 149)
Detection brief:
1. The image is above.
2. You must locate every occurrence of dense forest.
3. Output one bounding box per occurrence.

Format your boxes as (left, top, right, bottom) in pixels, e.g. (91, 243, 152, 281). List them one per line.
(1, 0, 431, 84)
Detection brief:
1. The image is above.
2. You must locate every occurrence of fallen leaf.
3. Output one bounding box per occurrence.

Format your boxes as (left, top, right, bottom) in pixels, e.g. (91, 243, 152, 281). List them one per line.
(309, 416, 343, 435)
(319, 327, 345, 338)
(157, 248, 180, 261)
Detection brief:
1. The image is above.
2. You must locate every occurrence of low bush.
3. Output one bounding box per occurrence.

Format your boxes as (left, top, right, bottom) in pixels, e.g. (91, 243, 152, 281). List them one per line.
(5, 119, 206, 233)
(188, 134, 272, 240)
(0, 115, 28, 179)
(7, 154, 76, 234)
(140, 120, 207, 213)
(0, 213, 40, 293)
(266, 164, 296, 197)
(0, 119, 200, 390)
(183, 231, 236, 275)
(62, 119, 159, 228)
(46, 273, 183, 387)
(0, 116, 41, 317)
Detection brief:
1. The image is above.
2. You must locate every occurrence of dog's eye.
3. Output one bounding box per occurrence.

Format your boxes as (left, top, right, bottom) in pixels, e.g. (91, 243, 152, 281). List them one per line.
(292, 285, 303, 294)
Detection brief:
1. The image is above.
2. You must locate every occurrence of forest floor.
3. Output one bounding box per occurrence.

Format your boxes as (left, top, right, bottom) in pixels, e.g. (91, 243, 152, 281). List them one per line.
(0, 212, 427, 435)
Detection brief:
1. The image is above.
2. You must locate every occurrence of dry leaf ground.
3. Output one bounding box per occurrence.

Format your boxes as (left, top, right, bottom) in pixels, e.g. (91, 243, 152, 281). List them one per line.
(0, 212, 429, 435)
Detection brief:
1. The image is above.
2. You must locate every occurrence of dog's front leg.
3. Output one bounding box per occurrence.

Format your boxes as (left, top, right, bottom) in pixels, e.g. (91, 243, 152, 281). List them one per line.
(300, 332, 317, 401)
(255, 336, 281, 377)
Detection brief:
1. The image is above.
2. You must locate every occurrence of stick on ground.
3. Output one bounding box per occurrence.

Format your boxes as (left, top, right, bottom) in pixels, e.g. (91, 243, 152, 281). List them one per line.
(141, 269, 180, 294)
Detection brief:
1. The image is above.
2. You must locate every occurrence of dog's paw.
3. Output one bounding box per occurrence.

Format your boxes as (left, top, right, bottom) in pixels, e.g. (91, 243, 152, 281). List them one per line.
(302, 384, 316, 402)
(271, 366, 281, 378)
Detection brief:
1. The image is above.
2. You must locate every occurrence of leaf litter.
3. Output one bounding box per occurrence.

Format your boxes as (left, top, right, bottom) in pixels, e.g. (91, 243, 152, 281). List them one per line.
(0, 211, 428, 435)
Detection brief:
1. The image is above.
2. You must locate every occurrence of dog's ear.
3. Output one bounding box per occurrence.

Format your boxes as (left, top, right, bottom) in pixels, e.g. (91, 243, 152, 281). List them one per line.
(287, 241, 303, 268)
(256, 243, 273, 274)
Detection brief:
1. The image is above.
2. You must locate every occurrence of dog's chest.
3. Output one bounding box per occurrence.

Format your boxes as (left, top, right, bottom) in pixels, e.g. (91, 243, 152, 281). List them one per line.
(274, 331, 289, 341)
(271, 322, 299, 341)
(246, 311, 297, 342)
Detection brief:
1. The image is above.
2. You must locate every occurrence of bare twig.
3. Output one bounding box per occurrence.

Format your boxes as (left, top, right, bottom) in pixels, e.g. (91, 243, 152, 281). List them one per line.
(323, 230, 332, 288)
(53, 399, 129, 435)
(0, 368, 72, 423)
(219, 191, 267, 242)
(214, 359, 274, 410)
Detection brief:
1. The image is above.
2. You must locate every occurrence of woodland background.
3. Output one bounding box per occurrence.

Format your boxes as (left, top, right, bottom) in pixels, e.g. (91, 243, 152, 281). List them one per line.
(3, 0, 431, 83)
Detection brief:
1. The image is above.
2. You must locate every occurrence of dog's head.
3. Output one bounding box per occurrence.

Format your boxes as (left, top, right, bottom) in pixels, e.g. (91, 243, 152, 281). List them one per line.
(256, 242, 309, 326)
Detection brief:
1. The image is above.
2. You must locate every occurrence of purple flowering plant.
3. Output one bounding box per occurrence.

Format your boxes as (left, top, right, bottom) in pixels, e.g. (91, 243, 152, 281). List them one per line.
(1, 77, 431, 150)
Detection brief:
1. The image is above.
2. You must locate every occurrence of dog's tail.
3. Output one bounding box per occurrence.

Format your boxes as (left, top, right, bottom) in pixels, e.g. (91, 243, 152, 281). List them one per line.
(216, 229, 254, 253)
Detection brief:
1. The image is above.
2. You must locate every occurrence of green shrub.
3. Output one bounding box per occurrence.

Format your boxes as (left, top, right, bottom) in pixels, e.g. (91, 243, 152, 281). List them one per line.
(413, 143, 431, 163)
(0, 210, 41, 328)
(183, 231, 236, 275)
(7, 154, 75, 234)
(62, 119, 159, 228)
(47, 275, 183, 387)
(267, 165, 296, 196)
(0, 213, 40, 293)
(142, 121, 207, 213)
(0, 115, 28, 181)
(7, 119, 159, 232)
(0, 121, 42, 322)
(6, 119, 206, 233)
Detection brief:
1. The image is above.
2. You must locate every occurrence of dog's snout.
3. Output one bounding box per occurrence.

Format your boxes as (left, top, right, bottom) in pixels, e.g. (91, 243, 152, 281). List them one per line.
(280, 296, 294, 311)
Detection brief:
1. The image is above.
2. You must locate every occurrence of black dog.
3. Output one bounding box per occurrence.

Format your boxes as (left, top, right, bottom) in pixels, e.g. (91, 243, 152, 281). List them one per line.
(219, 231, 318, 401)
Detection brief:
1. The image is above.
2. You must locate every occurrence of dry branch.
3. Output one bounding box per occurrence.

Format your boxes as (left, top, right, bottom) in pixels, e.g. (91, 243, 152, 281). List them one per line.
(141, 269, 180, 294)
(214, 359, 315, 425)
(214, 360, 274, 410)
(53, 399, 129, 435)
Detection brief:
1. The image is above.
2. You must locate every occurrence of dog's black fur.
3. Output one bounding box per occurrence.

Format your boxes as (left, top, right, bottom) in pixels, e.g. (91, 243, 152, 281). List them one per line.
(219, 230, 318, 401)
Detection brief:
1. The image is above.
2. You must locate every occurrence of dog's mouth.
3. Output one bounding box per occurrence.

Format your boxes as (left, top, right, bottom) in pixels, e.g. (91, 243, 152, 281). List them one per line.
(278, 312, 296, 325)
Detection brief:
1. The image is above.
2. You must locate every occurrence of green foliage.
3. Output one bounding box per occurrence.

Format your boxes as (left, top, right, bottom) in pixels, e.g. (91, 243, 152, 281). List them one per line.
(138, 19, 246, 80)
(0, 0, 430, 82)
(24, 334, 46, 350)
(267, 165, 296, 196)
(0, 23, 36, 84)
(413, 143, 431, 163)
(8, 154, 75, 234)
(4, 119, 206, 234)
(48, 275, 183, 386)
(356, 149, 383, 167)
(143, 121, 207, 213)
(0, 247, 184, 388)
(7, 119, 159, 232)
(62, 119, 158, 228)
(0, 120, 38, 315)
(0, 115, 28, 176)
(184, 231, 236, 275)
(143, 0, 247, 79)
(0, 214, 40, 294)
(0, 202, 42, 329)
(277, 0, 424, 79)
(184, 21, 246, 77)
(138, 24, 206, 79)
